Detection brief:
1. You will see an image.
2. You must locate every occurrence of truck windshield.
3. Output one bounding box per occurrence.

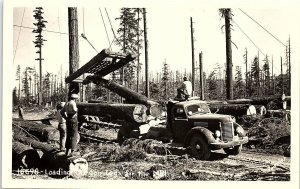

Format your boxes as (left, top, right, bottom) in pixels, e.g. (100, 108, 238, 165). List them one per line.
(186, 103, 210, 115)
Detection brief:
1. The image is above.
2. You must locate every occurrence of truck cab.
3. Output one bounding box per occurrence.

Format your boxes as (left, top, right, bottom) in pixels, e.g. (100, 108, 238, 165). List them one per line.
(166, 99, 248, 160)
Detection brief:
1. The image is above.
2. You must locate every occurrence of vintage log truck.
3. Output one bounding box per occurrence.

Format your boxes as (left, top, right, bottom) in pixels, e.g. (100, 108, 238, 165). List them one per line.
(118, 98, 249, 160)
(65, 49, 248, 160)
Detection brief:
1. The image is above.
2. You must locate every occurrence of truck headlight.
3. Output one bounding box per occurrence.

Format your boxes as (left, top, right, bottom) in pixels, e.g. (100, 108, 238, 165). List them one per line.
(236, 126, 245, 137)
(215, 130, 221, 138)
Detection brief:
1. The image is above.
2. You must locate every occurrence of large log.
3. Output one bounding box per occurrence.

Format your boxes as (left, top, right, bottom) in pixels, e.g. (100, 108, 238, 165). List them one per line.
(13, 132, 88, 178)
(209, 104, 256, 117)
(13, 119, 59, 142)
(77, 102, 148, 123)
(83, 76, 162, 117)
(226, 96, 282, 109)
(65, 49, 136, 83)
(12, 141, 41, 169)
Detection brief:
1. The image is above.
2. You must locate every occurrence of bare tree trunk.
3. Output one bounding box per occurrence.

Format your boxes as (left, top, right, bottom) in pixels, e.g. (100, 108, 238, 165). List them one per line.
(68, 7, 80, 99)
(190, 17, 195, 94)
(224, 9, 233, 100)
(199, 52, 204, 100)
(143, 8, 149, 98)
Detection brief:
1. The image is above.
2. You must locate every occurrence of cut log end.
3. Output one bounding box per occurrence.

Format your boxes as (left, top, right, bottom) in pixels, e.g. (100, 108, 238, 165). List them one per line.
(68, 157, 89, 179)
(12, 141, 41, 169)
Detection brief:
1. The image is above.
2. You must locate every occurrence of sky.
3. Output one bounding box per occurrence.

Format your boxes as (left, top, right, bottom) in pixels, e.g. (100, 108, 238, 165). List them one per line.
(12, 4, 300, 88)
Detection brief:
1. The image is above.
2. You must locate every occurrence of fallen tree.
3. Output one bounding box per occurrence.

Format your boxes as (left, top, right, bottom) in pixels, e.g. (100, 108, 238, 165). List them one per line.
(83, 76, 162, 117)
(13, 127, 88, 178)
(77, 103, 148, 123)
(13, 119, 59, 142)
(208, 104, 257, 117)
(12, 141, 41, 169)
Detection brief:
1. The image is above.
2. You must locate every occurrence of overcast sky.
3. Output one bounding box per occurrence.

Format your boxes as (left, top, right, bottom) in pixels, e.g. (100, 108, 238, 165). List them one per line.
(12, 4, 300, 87)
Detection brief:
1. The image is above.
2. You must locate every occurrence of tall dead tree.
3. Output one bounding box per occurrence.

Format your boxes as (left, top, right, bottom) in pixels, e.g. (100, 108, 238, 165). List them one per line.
(190, 17, 195, 94)
(244, 48, 248, 97)
(33, 7, 47, 105)
(288, 36, 291, 95)
(68, 8, 80, 99)
(143, 8, 149, 98)
(199, 52, 204, 100)
(220, 9, 233, 100)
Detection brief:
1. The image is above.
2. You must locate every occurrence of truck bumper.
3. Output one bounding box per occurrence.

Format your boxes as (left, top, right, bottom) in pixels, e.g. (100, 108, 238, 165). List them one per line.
(210, 136, 248, 149)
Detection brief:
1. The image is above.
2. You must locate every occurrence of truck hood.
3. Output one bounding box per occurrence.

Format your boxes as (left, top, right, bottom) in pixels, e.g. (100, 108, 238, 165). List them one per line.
(188, 113, 233, 123)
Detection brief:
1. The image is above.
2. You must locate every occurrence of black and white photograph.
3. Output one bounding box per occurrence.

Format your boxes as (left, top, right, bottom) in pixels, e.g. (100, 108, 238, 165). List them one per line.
(2, 0, 300, 188)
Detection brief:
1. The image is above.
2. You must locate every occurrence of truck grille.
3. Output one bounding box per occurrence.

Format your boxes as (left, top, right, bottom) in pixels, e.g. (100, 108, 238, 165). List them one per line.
(221, 122, 234, 141)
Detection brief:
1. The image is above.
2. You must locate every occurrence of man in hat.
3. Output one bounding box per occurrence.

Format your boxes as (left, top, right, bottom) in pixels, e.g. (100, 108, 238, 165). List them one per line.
(56, 102, 66, 151)
(60, 94, 79, 156)
(176, 76, 192, 100)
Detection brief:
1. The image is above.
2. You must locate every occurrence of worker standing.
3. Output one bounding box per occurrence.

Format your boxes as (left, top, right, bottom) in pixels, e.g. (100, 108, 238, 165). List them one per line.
(56, 102, 66, 152)
(176, 76, 192, 100)
(60, 94, 79, 156)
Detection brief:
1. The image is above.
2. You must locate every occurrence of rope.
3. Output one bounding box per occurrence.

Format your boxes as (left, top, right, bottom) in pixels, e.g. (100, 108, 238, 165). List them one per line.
(81, 33, 98, 53)
(105, 8, 122, 47)
(13, 8, 25, 64)
(13, 25, 69, 35)
(232, 19, 265, 57)
(239, 9, 286, 47)
(99, 8, 111, 48)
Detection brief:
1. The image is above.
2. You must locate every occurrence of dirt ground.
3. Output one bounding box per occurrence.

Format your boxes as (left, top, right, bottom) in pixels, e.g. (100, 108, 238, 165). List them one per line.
(11, 109, 290, 181)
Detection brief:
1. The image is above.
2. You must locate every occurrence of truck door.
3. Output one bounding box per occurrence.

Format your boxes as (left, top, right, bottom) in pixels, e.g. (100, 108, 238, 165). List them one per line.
(172, 107, 189, 142)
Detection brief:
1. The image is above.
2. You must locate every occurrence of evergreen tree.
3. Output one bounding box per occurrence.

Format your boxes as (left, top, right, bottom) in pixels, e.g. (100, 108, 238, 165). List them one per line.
(234, 66, 245, 98)
(15, 65, 21, 100)
(43, 72, 51, 102)
(250, 56, 260, 96)
(207, 70, 218, 99)
(263, 55, 271, 95)
(33, 7, 47, 105)
(161, 60, 170, 100)
(116, 8, 141, 88)
(13, 87, 19, 106)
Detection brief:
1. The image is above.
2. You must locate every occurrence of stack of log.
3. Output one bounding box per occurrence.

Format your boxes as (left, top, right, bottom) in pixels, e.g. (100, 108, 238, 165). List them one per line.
(207, 95, 289, 118)
(12, 121, 88, 178)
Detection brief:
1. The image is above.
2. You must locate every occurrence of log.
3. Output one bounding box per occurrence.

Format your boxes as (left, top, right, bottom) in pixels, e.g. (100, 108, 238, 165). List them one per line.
(77, 102, 148, 123)
(266, 110, 290, 121)
(83, 76, 162, 117)
(226, 96, 282, 110)
(209, 104, 256, 117)
(13, 119, 59, 142)
(12, 141, 41, 169)
(65, 49, 135, 83)
(13, 133, 88, 178)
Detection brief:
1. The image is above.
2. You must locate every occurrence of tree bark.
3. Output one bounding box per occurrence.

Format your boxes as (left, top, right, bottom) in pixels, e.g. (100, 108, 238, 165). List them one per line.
(84, 76, 162, 117)
(13, 132, 88, 178)
(13, 119, 59, 142)
(209, 104, 256, 117)
(77, 102, 148, 123)
(12, 141, 41, 169)
(224, 9, 233, 100)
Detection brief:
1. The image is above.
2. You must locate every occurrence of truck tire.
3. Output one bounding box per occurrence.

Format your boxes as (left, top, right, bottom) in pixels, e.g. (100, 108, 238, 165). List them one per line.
(189, 134, 211, 160)
(223, 145, 242, 155)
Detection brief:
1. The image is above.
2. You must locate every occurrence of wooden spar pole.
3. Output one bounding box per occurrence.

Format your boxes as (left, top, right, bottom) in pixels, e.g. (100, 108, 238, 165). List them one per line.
(143, 8, 149, 98)
(199, 52, 204, 100)
(68, 8, 80, 99)
(224, 9, 233, 100)
(190, 17, 195, 93)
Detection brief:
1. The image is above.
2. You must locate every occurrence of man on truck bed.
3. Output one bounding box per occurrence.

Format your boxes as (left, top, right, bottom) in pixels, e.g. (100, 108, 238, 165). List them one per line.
(176, 76, 192, 100)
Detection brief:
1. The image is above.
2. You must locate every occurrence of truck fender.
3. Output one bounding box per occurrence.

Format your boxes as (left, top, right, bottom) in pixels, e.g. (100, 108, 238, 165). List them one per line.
(184, 127, 216, 148)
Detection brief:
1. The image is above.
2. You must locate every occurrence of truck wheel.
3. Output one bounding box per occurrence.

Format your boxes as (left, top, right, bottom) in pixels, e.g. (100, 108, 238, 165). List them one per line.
(190, 134, 211, 160)
(223, 145, 242, 155)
